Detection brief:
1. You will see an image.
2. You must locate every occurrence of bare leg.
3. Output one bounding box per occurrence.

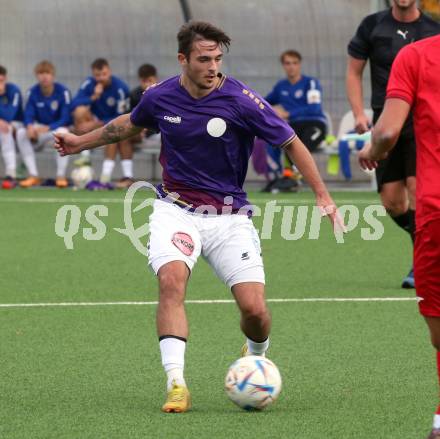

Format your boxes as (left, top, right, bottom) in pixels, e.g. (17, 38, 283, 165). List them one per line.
(157, 261, 190, 338)
(232, 282, 271, 342)
(380, 180, 409, 217)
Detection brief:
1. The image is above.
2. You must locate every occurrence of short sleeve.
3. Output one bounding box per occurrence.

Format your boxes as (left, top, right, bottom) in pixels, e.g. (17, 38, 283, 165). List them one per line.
(130, 88, 158, 130)
(386, 45, 419, 106)
(348, 15, 375, 60)
(239, 90, 295, 148)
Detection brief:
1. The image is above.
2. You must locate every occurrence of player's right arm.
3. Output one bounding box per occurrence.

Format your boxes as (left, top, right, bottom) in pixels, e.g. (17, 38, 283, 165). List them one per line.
(53, 113, 143, 156)
(346, 56, 369, 133)
(346, 14, 376, 133)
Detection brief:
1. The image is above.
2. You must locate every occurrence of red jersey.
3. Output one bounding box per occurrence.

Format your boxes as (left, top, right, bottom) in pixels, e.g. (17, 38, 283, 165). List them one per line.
(386, 34, 440, 231)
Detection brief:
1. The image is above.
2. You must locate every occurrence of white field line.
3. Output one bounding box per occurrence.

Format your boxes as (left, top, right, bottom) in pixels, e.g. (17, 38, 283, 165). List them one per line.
(0, 297, 416, 309)
(0, 197, 378, 205)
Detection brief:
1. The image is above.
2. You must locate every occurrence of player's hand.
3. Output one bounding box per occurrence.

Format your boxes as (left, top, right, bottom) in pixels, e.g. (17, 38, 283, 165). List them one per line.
(358, 143, 387, 170)
(315, 192, 347, 235)
(0, 119, 10, 134)
(92, 83, 104, 100)
(354, 113, 370, 134)
(53, 131, 84, 156)
(26, 125, 37, 141)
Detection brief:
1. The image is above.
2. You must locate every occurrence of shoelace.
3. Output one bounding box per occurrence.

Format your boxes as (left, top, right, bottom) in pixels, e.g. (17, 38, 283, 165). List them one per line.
(169, 390, 185, 403)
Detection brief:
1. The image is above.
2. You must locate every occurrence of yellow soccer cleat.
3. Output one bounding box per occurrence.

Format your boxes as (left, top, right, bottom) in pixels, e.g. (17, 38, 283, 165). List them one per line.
(19, 176, 41, 188)
(161, 383, 191, 413)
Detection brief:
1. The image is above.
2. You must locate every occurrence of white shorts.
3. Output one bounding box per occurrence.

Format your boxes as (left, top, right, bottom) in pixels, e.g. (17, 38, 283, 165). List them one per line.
(147, 200, 265, 288)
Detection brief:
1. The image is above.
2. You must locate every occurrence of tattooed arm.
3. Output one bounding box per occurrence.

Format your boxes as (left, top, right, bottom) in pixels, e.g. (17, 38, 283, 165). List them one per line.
(53, 113, 143, 156)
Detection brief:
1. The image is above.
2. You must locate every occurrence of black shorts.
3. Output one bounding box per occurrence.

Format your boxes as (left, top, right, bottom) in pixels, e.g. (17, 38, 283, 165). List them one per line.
(373, 110, 416, 192)
(289, 120, 327, 153)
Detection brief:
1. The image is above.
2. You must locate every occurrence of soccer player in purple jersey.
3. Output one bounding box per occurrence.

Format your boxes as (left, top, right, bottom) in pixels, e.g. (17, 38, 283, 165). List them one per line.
(54, 21, 341, 413)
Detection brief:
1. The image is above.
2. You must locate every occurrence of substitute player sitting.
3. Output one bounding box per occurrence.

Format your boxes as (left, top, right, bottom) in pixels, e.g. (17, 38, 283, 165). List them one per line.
(16, 60, 72, 188)
(53, 21, 342, 413)
(358, 34, 440, 439)
(72, 58, 132, 188)
(0, 65, 23, 189)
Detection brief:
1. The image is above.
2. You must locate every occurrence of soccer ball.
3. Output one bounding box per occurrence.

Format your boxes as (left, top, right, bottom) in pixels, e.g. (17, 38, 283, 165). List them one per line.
(225, 355, 282, 410)
(71, 165, 93, 189)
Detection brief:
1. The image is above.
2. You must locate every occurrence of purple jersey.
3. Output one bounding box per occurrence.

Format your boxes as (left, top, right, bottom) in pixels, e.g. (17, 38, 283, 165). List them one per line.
(130, 74, 295, 212)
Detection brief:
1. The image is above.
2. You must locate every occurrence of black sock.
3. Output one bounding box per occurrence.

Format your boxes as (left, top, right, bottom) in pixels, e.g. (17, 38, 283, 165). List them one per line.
(391, 209, 415, 243)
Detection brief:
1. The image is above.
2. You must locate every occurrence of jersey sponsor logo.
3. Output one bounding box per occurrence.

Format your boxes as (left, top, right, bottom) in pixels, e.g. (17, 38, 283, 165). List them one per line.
(106, 97, 116, 107)
(172, 232, 194, 256)
(207, 117, 227, 137)
(50, 100, 59, 111)
(164, 115, 182, 124)
(294, 89, 303, 99)
(397, 29, 409, 40)
(36, 102, 44, 108)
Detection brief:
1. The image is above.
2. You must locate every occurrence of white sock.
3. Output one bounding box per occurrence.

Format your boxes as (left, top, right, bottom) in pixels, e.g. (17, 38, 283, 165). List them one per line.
(100, 159, 115, 183)
(121, 159, 133, 179)
(247, 337, 269, 356)
(433, 414, 440, 429)
(16, 128, 38, 176)
(0, 129, 16, 178)
(159, 337, 187, 391)
(56, 154, 69, 178)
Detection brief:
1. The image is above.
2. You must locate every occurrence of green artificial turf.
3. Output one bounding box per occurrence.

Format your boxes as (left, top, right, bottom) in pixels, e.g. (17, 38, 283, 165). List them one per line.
(0, 189, 435, 438)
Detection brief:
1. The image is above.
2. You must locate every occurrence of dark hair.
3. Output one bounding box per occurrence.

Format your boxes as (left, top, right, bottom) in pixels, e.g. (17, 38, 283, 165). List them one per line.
(91, 58, 109, 70)
(280, 49, 302, 64)
(138, 63, 157, 79)
(177, 20, 231, 59)
(0, 65, 7, 76)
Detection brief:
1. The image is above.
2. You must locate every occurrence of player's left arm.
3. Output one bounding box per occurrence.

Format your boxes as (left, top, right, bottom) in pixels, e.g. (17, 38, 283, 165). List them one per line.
(53, 113, 143, 156)
(284, 137, 345, 231)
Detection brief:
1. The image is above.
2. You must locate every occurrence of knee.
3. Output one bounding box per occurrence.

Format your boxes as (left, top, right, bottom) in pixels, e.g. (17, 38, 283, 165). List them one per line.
(241, 301, 269, 322)
(158, 270, 186, 303)
(383, 199, 408, 217)
(73, 106, 92, 125)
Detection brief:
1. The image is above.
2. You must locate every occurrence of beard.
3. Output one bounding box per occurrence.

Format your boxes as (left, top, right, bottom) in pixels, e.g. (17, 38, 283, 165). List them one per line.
(393, 0, 417, 10)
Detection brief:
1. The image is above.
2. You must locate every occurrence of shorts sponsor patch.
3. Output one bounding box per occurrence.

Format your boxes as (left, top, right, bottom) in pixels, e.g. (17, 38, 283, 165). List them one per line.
(172, 232, 195, 256)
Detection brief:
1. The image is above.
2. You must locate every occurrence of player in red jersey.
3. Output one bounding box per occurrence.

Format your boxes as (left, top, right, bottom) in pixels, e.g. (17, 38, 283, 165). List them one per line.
(358, 34, 440, 439)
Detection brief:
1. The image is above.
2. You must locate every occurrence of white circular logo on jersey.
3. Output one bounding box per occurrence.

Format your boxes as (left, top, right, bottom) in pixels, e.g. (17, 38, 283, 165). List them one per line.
(294, 90, 303, 99)
(206, 117, 226, 137)
(106, 97, 116, 107)
(50, 100, 59, 111)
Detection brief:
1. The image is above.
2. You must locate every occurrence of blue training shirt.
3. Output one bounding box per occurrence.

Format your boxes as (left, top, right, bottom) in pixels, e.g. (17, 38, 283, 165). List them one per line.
(265, 75, 326, 125)
(0, 83, 23, 122)
(72, 75, 129, 123)
(24, 83, 72, 129)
